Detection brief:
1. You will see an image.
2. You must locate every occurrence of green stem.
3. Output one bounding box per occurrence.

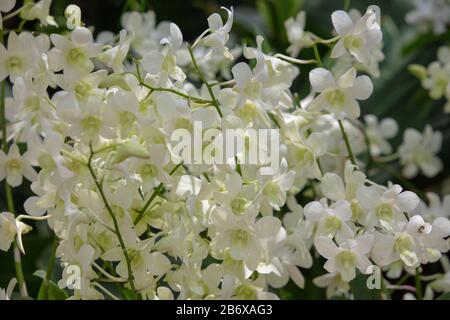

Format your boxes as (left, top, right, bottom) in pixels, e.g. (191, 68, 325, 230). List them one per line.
(380, 276, 391, 300)
(415, 268, 423, 300)
(313, 44, 323, 67)
(5, 181, 14, 212)
(13, 245, 28, 297)
(351, 119, 374, 174)
(268, 112, 281, 128)
(133, 162, 183, 225)
(86, 147, 139, 299)
(46, 237, 58, 281)
(134, 59, 142, 82)
(338, 119, 356, 165)
(344, 0, 351, 11)
(395, 273, 410, 286)
(1, 81, 6, 151)
(124, 70, 214, 105)
(187, 45, 223, 117)
(312, 35, 340, 46)
(139, 82, 212, 105)
(15, 19, 26, 33)
(38, 236, 58, 299)
(363, 136, 373, 172)
(316, 158, 324, 176)
(134, 183, 163, 225)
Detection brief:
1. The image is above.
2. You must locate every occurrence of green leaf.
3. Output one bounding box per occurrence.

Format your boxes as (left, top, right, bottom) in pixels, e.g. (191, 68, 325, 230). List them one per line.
(34, 270, 69, 300)
(402, 30, 450, 56)
(436, 292, 450, 300)
(256, 1, 274, 36)
(256, 0, 304, 50)
(274, 0, 303, 22)
(121, 287, 137, 300)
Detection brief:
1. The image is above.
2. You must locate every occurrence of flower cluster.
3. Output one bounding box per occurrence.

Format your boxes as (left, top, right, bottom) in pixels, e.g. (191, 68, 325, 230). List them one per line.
(406, 0, 450, 35)
(410, 46, 450, 113)
(0, 1, 448, 300)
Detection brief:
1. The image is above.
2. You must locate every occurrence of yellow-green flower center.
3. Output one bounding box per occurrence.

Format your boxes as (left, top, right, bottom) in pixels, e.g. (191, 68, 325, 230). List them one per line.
(376, 203, 394, 222)
(67, 48, 86, 66)
(323, 215, 342, 234)
(324, 89, 346, 109)
(343, 35, 364, 51)
(75, 82, 92, 100)
(394, 234, 413, 254)
(7, 56, 23, 73)
(231, 229, 250, 247)
(351, 199, 364, 221)
(237, 101, 258, 122)
(231, 197, 249, 214)
(81, 115, 100, 137)
(7, 158, 22, 172)
(336, 250, 355, 270)
(25, 95, 41, 111)
(235, 284, 257, 300)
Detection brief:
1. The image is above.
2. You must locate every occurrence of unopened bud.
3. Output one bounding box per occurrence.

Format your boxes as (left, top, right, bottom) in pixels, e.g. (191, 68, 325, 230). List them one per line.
(408, 64, 427, 80)
(111, 142, 150, 164)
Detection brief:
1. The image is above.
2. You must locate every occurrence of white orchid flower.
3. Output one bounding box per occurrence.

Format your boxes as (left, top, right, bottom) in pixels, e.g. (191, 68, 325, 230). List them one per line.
(309, 67, 373, 119)
(315, 234, 374, 282)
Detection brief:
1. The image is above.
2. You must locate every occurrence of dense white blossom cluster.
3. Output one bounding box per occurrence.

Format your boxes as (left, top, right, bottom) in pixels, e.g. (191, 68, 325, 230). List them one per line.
(0, 1, 448, 300)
